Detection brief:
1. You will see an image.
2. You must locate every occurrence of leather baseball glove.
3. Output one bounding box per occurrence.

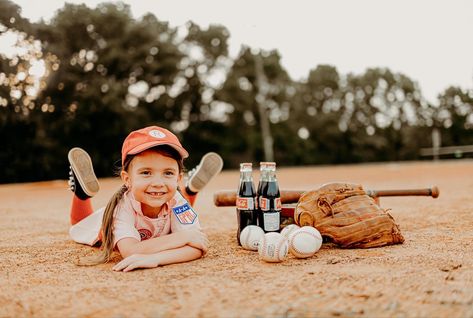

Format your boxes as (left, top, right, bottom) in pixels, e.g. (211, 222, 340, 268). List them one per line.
(294, 182, 404, 248)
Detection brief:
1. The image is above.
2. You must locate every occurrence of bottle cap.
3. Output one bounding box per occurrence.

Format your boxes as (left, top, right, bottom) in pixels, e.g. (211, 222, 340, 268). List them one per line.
(240, 162, 253, 170)
(260, 162, 276, 170)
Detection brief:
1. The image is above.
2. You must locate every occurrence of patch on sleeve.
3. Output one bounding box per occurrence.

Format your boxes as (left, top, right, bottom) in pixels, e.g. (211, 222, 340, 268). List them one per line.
(172, 203, 197, 224)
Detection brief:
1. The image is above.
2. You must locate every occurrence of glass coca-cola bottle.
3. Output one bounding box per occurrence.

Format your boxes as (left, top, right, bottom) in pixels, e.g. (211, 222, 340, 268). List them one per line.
(257, 162, 281, 233)
(256, 162, 267, 229)
(236, 163, 257, 245)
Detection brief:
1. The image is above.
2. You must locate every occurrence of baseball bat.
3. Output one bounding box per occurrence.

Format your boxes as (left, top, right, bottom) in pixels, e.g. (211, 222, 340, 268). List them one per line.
(214, 190, 303, 207)
(213, 186, 439, 207)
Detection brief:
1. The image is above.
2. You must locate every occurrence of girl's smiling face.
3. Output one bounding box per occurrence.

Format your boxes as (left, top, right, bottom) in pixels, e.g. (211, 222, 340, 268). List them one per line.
(121, 149, 182, 217)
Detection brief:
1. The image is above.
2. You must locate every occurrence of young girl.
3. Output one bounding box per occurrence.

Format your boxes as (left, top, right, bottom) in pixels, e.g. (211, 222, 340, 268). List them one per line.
(67, 125, 223, 272)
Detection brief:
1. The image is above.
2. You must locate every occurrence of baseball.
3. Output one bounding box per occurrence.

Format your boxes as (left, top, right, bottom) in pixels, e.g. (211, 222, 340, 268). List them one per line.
(280, 224, 300, 239)
(240, 225, 265, 251)
(258, 232, 289, 263)
(288, 226, 323, 258)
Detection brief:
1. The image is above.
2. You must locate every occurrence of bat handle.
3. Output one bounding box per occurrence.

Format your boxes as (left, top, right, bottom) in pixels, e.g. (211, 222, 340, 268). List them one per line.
(366, 186, 439, 198)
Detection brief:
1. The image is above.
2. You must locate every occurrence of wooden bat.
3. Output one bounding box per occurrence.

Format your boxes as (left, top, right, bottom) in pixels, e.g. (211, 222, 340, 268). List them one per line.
(213, 186, 439, 207)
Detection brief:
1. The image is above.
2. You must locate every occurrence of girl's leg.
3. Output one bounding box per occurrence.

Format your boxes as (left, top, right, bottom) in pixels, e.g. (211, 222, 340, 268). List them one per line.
(68, 148, 100, 225)
(183, 152, 223, 207)
(70, 196, 93, 225)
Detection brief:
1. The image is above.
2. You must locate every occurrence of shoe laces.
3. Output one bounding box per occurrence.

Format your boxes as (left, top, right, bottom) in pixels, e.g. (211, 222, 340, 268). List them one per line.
(187, 166, 199, 178)
(68, 168, 76, 192)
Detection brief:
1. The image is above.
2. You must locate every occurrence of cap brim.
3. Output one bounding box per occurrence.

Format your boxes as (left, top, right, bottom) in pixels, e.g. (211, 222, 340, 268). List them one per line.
(127, 141, 189, 159)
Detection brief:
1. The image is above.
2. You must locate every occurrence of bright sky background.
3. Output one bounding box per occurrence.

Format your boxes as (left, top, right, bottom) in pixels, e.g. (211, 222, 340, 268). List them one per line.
(8, 0, 473, 104)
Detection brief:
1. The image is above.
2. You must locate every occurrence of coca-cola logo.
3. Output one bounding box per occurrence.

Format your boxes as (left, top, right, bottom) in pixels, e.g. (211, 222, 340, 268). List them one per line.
(237, 197, 255, 210)
(259, 197, 269, 211)
(275, 198, 282, 210)
(259, 197, 281, 211)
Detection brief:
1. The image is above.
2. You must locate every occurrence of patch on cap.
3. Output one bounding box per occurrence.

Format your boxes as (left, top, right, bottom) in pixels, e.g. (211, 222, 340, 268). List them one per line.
(149, 129, 166, 138)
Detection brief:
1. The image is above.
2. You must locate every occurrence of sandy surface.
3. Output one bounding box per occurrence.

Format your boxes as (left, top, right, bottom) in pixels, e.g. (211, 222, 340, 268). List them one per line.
(1, 160, 472, 318)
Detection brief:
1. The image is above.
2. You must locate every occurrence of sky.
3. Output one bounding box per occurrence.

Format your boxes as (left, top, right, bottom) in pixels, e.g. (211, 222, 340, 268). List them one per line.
(8, 0, 473, 104)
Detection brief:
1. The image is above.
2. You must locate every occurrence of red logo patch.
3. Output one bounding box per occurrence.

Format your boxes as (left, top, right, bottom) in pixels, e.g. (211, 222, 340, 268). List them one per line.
(138, 229, 152, 240)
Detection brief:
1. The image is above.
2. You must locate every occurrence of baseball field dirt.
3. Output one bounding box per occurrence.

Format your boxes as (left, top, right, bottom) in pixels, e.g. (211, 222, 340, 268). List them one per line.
(1, 160, 472, 317)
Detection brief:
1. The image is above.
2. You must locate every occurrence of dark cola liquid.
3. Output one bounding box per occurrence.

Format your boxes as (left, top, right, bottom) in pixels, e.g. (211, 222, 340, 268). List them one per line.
(257, 180, 281, 232)
(256, 180, 264, 228)
(237, 181, 257, 245)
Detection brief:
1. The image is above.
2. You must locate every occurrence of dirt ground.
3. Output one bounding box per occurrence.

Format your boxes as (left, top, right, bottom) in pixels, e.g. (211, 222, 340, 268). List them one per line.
(1, 160, 472, 318)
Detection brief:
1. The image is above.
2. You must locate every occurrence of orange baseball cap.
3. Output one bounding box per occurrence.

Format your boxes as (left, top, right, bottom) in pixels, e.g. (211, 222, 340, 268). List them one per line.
(121, 126, 189, 165)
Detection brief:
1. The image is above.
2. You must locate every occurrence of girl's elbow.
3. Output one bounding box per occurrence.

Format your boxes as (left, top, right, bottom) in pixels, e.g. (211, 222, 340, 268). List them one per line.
(116, 238, 142, 259)
(117, 244, 139, 259)
(120, 249, 133, 259)
(193, 247, 204, 259)
(185, 246, 203, 259)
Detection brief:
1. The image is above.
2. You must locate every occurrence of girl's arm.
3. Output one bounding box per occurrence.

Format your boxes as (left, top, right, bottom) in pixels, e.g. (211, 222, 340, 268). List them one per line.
(112, 246, 203, 272)
(117, 229, 208, 258)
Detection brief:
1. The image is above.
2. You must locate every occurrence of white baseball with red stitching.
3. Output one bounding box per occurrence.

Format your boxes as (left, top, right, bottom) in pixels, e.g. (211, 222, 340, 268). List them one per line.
(240, 225, 265, 251)
(288, 226, 322, 258)
(280, 224, 300, 239)
(258, 232, 288, 263)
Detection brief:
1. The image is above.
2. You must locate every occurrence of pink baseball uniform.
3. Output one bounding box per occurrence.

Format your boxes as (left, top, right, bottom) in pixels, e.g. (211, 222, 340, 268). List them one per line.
(69, 191, 200, 246)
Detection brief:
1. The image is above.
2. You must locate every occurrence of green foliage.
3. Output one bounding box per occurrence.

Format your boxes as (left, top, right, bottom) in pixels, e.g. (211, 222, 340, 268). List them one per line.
(435, 86, 473, 147)
(1, 0, 472, 183)
(214, 47, 294, 164)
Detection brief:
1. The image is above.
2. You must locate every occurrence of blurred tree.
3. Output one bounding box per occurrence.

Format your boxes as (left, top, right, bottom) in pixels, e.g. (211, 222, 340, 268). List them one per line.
(214, 47, 294, 167)
(0, 0, 468, 183)
(340, 68, 431, 161)
(0, 1, 189, 182)
(32, 3, 187, 177)
(0, 0, 54, 181)
(172, 22, 234, 169)
(289, 66, 434, 164)
(435, 86, 473, 149)
(290, 64, 350, 164)
(0, 0, 32, 33)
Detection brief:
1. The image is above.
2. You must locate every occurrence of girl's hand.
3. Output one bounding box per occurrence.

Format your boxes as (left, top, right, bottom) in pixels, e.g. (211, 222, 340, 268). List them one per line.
(112, 254, 160, 272)
(185, 229, 209, 255)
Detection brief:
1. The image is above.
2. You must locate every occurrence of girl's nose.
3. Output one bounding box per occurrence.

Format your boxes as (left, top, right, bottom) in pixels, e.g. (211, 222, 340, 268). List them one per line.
(150, 175, 165, 186)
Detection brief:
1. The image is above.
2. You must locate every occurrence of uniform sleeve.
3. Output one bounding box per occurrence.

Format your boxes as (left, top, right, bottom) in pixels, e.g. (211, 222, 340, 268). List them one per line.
(170, 191, 201, 233)
(113, 204, 141, 246)
(170, 209, 201, 232)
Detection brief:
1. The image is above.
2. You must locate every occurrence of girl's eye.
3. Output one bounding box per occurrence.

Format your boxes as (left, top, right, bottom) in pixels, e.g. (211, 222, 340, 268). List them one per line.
(140, 170, 151, 176)
(164, 170, 175, 176)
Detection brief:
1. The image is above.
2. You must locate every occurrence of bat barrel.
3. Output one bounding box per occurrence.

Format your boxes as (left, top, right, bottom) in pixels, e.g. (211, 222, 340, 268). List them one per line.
(431, 186, 440, 198)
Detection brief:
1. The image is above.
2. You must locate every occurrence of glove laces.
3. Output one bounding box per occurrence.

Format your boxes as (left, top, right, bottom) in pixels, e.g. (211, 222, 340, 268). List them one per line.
(317, 197, 334, 217)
